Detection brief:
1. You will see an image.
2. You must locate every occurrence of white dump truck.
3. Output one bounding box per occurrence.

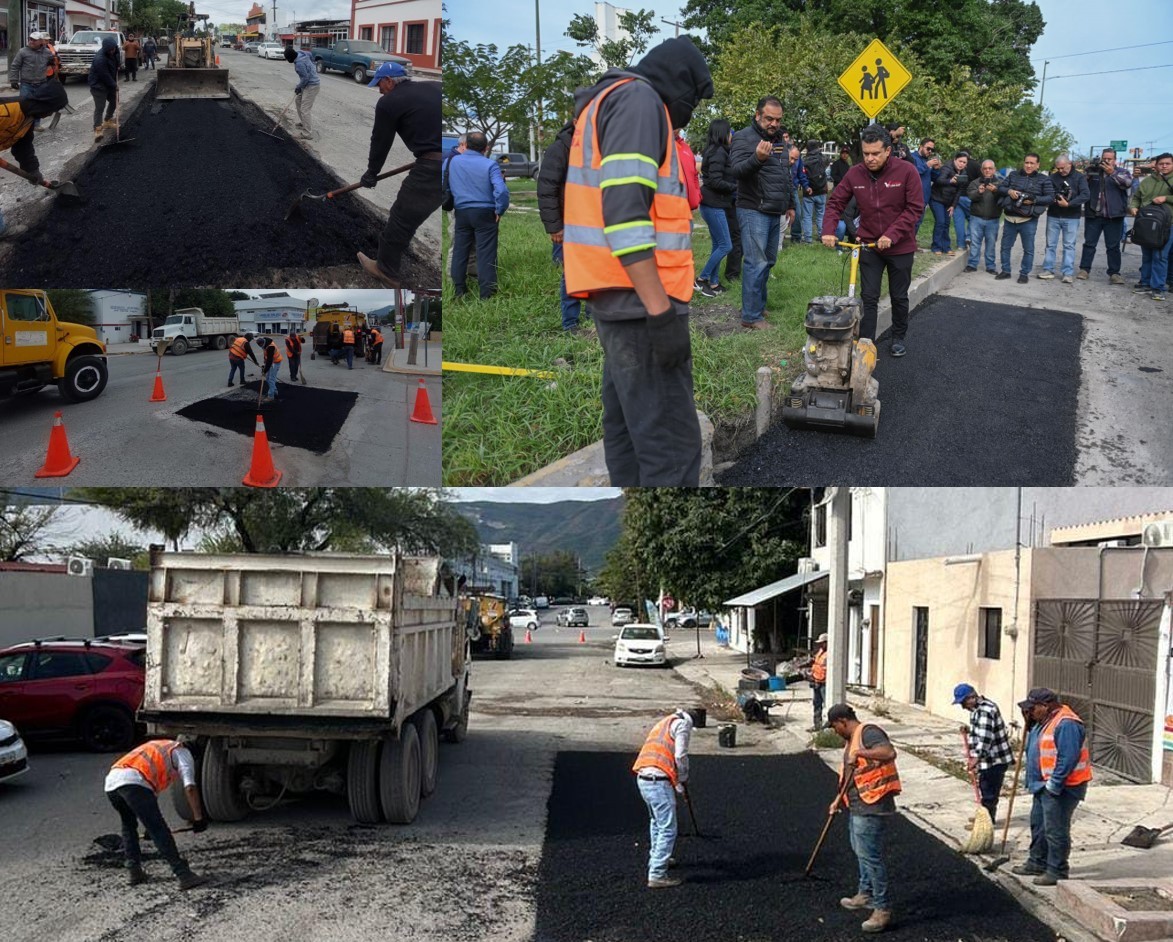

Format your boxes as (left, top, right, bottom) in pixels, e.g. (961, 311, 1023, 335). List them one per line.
(140, 550, 471, 825)
(150, 308, 241, 355)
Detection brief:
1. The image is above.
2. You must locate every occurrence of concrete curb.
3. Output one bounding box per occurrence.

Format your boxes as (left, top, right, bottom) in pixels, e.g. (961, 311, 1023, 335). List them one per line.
(382, 342, 443, 376)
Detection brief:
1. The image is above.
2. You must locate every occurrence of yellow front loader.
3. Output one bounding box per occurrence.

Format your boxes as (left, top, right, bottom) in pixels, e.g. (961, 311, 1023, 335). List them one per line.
(156, 9, 230, 100)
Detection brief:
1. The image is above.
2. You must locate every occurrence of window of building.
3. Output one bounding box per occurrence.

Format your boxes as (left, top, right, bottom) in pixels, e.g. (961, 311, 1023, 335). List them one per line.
(814, 504, 827, 547)
(380, 25, 396, 52)
(405, 22, 424, 54)
(360, 26, 373, 41)
(979, 607, 1002, 659)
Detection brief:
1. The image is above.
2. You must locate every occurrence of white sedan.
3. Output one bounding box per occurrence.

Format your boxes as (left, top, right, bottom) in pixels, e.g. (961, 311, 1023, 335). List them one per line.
(0, 719, 29, 783)
(507, 608, 541, 631)
(613, 623, 668, 667)
(258, 42, 286, 59)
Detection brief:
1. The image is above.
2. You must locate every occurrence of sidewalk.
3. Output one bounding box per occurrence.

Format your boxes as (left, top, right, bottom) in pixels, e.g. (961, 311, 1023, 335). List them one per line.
(672, 630, 1173, 942)
(383, 338, 442, 376)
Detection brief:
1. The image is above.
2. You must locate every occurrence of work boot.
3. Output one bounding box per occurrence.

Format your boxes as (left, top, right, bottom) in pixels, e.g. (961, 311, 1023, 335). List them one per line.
(176, 870, 209, 891)
(963, 266, 976, 273)
(94, 127, 105, 142)
(1033, 872, 1060, 886)
(840, 894, 871, 910)
(995, 271, 1011, 280)
(1076, 270, 1089, 280)
(647, 876, 683, 889)
(127, 864, 147, 886)
(1017, 274, 1029, 284)
(1109, 273, 1124, 285)
(1011, 862, 1046, 876)
(357, 252, 401, 288)
(890, 340, 906, 357)
(0, 223, 29, 240)
(861, 909, 891, 933)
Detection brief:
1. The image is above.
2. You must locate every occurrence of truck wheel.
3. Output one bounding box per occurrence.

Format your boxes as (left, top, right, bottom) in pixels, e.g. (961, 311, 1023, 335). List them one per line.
(379, 723, 420, 824)
(495, 627, 514, 660)
(443, 697, 469, 744)
(412, 709, 438, 798)
(352, 65, 367, 83)
(531, 167, 540, 179)
(202, 737, 248, 822)
(170, 778, 195, 821)
(79, 704, 134, 752)
(170, 337, 189, 356)
(314, 59, 325, 73)
(347, 740, 383, 824)
(214, 335, 228, 350)
(59, 355, 108, 402)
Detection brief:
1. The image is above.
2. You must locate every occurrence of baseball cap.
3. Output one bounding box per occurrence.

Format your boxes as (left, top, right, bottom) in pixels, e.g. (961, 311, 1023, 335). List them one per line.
(824, 703, 856, 728)
(815, 633, 828, 643)
(1017, 687, 1058, 710)
(952, 683, 976, 705)
(29, 31, 50, 40)
(367, 61, 407, 86)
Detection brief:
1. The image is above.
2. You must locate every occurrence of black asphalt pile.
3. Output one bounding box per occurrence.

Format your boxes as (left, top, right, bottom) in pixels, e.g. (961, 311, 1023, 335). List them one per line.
(5, 96, 433, 288)
(176, 381, 357, 453)
(719, 296, 1081, 485)
(534, 751, 1058, 942)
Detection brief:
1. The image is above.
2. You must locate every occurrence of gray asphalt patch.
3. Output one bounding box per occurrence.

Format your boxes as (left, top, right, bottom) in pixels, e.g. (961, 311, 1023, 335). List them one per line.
(720, 295, 1082, 484)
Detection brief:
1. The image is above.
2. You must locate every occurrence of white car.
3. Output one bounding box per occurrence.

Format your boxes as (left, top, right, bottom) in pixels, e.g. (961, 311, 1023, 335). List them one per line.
(587, 596, 608, 606)
(258, 42, 285, 59)
(507, 608, 540, 631)
(611, 607, 634, 627)
(613, 624, 667, 667)
(0, 719, 29, 783)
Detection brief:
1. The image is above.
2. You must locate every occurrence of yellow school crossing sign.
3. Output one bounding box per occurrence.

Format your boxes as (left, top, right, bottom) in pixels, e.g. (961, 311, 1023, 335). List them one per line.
(838, 39, 911, 120)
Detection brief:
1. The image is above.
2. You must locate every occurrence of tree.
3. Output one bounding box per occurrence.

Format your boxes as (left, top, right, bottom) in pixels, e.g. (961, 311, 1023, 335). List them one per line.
(46, 290, 94, 326)
(518, 550, 586, 597)
(0, 504, 61, 562)
(226, 291, 253, 301)
(146, 288, 236, 319)
(66, 533, 149, 569)
(218, 22, 246, 34)
(565, 7, 657, 69)
(115, 0, 190, 37)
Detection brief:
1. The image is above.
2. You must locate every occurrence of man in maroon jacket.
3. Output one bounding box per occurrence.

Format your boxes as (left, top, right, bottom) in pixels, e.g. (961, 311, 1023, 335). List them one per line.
(822, 125, 924, 357)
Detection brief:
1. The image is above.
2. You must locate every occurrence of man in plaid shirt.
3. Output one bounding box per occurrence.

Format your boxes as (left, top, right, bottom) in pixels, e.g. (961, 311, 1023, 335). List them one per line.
(953, 683, 1015, 824)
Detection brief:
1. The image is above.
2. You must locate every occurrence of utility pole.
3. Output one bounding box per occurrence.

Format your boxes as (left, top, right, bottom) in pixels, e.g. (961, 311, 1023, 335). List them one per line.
(660, 16, 684, 37)
(826, 487, 850, 711)
(1038, 60, 1049, 109)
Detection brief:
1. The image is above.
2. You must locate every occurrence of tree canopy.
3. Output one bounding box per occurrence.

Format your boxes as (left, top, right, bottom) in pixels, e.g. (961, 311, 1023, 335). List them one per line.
(46, 290, 94, 326)
(0, 504, 61, 562)
(565, 7, 657, 70)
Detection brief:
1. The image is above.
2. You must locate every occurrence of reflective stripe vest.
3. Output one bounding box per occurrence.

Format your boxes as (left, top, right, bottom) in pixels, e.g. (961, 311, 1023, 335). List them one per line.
(0, 100, 34, 154)
(285, 334, 301, 357)
(632, 713, 679, 785)
(1039, 704, 1092, 786)
(563, 77, 694, 302)
(370, 329, 382, 346)
(229, 336, 248, 360)
(266, 344, 283, 365)
(46, 43, 60, 79)
(811, 649, 827, 684)
(839, 723, 901, 807)
(111, 740, 181, 794)
(342, 329, 355, 344)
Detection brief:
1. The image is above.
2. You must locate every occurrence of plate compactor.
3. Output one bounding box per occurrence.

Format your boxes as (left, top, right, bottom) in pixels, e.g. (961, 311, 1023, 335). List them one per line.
(781, 241, 880, 438)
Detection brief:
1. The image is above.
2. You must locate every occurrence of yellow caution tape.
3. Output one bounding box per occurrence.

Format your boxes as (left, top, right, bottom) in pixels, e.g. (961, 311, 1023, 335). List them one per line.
(442, 361, 558, 379)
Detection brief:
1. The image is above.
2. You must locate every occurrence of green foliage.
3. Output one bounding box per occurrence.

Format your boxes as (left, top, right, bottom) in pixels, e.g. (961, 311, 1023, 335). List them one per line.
(226, 291, 252, 301)
(442, 40, 541, 150)
(66, 532, 149, 569)
(146, 288, 236, 319)
(0, 504, 61, 561)
(565, 7, 657, 69)
(45, 290, 94, 326)
(115, 0, 190, 37)
(518, 550, 588, 597)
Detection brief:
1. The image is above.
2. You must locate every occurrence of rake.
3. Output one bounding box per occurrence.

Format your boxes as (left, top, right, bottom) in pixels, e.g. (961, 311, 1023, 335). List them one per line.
(261, 93, 297, 139)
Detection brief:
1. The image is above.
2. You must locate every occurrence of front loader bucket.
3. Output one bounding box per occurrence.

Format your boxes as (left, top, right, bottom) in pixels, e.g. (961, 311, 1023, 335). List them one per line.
(155, 68, 231, 100)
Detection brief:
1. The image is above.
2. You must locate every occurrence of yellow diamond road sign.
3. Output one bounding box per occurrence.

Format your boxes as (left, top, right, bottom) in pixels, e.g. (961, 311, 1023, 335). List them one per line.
(838, 39, 911, 120)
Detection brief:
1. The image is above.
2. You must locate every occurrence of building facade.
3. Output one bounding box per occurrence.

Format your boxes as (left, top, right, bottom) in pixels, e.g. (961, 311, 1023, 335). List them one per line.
(450, 544, 519, 601)
(88, 290, 148, 345)
(350, 0, 440, 71)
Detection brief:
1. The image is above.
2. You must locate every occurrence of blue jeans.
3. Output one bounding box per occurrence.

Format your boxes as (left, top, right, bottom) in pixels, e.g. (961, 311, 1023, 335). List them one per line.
(803, 194, 826, 242)
(737, 208, 781, 323)
(344, 345, 354, 369)
(835, 220, 847, 241)
(265, 364, 279, 398)
(636, 777, 678, 880)
(698, 203, 732, 284)
(19, 82, 42, 128)
(968, 217, 999, 270)
(930, 200, 955, 252)
(551, 241, 582, 330)
(1028, 787, 1084, 878)
(228, 355, 247, 384)
(1140, 225, 1173, 290)
(1043, 216, 1080, 276)
(848, 812, 891, 910)
(791, 195, 805, 240)
(1000, 217, 1039, 275)
(954, 196, 970, 248)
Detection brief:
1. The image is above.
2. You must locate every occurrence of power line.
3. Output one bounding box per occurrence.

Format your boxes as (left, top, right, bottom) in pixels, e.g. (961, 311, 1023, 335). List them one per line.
(1049, 63, 1173, 80)
(1031, 39, 1173, 62)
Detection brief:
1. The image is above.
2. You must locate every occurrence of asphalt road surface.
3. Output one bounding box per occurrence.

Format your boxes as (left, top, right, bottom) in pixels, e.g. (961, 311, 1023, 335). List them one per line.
(0, 346, 439, 485)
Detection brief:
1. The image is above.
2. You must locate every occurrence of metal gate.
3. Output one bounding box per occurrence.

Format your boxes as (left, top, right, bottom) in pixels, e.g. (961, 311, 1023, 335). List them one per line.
(1033, 599, 1162, 782)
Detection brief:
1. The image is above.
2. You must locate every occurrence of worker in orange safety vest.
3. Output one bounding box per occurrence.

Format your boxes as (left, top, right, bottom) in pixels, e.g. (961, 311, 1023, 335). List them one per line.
(806, 632, 828, 731)
(257, 336, 283, 399)
(105, 738, 209, 889)
(1011, 688, 1092, 886)
(227, 331, 259, 386)
(632, 708, 701, 889)
(562, 36, 713, 485)
(284, 331, 303, 382)
(826, 703, 901, 934)
(342, 326, 356, 369)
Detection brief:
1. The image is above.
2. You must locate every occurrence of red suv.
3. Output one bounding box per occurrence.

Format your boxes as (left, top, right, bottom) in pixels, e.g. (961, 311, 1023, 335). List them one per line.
(0, 637, 146, 752)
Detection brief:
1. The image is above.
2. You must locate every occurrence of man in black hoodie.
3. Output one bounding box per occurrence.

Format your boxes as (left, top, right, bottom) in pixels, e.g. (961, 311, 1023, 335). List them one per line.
(88, 36, 119, 144)
(536, 120, 584, 331)
(562, 36, 713, 486)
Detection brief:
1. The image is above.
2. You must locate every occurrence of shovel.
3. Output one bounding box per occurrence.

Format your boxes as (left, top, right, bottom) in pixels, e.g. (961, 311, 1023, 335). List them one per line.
(1121, 823, 1173, 849)
(101, 91, 135, 148)
(682, 783, 701, 838)
(261, 93, 297, 139)
(285, 161, 415, 221)
(0, 156, 82, 203)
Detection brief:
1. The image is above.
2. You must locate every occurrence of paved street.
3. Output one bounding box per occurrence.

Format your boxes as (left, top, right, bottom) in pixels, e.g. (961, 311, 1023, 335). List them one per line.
(0, 344, 440, 485)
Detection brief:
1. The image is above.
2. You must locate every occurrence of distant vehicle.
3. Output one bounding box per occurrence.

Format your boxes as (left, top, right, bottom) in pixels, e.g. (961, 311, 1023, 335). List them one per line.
(150, 307, 241, 356)
(507, 609, 540, 632)
(257, 41, 285, 59)
(613, 624, 667, 667)
(611, 607, 634, 627)
(0, 637, 146, 752)
(557, 607, 589, 628)
(0, 718, 29, 783)
(496, 152, 540, 179)
(587, 596, 609, 606)
(220, 39, 234, 48)
(312, 39, 411, 84)
(552, 596, 574, 606)
(242, 41, 260, 53)
(56, 30, 125, 80)
(533, 596, 550, 610)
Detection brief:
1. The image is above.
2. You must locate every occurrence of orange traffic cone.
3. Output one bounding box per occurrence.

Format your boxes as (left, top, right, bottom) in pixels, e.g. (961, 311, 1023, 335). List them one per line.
(409, 379, 438, 425)
(525, 628, 533, 643)
(578, 630, 587, 644)
(149, 371, 166, 402)
(242, 415, 283, 487)
(34, 411, 80, 478)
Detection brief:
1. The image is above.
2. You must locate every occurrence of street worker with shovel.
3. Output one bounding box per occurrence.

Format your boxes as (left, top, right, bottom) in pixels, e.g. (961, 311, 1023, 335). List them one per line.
(633, 707, 699, 889)
(0, 80, 69, 240)
(104, 738, 209, 889)
(825, 703, 901, 934)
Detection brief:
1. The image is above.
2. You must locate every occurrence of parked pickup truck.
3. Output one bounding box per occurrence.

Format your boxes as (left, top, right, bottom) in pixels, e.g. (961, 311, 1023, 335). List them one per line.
(312, 40, 411, 84)
(150, 308, 240, 355)
(496, 152, 540, 179)
(56, 30, 125, 80)
(0, 289, 108, 402)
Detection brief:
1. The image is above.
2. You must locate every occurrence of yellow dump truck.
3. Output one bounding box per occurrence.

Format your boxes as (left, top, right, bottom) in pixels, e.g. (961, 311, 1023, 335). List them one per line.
(311, 305, 369, 357)
(460, 592, 513, 660)
(0, 289, 108, 402)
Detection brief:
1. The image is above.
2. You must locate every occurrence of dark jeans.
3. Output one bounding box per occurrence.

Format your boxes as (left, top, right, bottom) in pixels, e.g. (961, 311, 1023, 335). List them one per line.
(372, 344, 383, 364)
(858, 250, 914, 341)
(378, 161, 441, 279)
(595, 313, 702, 486)
(930, 199, 957, 253)
(551, 241, 582, 329)
(452, 206, 500, 299)
(812, 682, 825, 727)
(723, 205, 742, 278)
(287, 354, 300, 381)
(1028, 787, 1084, 878)
(124, 56, 138, 79)
(1080, 215, 1124, 275)
(227, 355, 247, 384)
(91, 87, 116, 129)
(107, 784, 190, 875)
(1000, 217, 1039, 276)
(978, 763, 1009, 823)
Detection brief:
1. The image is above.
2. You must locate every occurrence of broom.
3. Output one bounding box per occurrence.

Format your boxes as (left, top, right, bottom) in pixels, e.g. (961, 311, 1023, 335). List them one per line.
(960, 727, 994, 854)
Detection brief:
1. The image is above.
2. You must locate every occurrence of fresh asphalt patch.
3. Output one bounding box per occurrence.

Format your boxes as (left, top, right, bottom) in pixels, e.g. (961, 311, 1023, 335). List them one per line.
(719, 295, 1082, 485)
(177, 381, 357, 453)
(534, 751, 1055, 942)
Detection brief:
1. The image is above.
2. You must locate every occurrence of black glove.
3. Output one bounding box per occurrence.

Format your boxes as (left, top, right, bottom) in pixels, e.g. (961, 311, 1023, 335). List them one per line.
(360, 170, 379, 189)
(191, 817, 208, 833)
(9, 83, 18, 90)
(26, 171, 44, 187)
(295, 87, 303, 95)
(646, 304, 691, 370)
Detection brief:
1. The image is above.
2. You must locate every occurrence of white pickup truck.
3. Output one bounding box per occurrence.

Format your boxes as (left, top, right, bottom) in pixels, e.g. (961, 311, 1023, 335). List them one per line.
(150, 308, 240, 355)
(56, 30, 125, 81)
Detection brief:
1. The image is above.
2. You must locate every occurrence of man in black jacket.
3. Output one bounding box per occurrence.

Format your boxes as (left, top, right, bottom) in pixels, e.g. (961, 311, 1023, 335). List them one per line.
(996, 153, 1054, 283)
(1039, 156, 1089, 283)
(929, 151, 969, 254)
(965, 160, 1003, 273)
(730, 96, 794, 330)
(830, 145, 852, 187)
(536, 120, 584, 331)
(88, 36, 119, 143)
(1078, 148, 1133, 284)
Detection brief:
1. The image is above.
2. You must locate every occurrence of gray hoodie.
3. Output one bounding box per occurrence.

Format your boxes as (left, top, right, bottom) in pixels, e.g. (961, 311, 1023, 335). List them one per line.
(8, 45, 54, 87)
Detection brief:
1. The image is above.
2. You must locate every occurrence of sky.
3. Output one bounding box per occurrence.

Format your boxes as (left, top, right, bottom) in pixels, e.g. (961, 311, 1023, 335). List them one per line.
(224, 289, 413, 308)
(451, 0, 1173, 159)
(195, 0, 353, 27)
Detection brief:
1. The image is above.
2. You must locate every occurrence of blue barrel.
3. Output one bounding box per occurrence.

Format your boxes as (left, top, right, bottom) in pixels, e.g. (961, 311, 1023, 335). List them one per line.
(767, 676, 786, 692)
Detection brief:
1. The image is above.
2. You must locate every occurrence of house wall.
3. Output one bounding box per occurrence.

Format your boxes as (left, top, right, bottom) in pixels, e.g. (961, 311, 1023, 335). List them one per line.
(0, 572, 93, 647)
(350, 0, 440, 70)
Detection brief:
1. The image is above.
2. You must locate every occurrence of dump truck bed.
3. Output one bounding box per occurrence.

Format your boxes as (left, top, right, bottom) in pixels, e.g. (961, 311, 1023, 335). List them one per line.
(155, 67, 231, 100)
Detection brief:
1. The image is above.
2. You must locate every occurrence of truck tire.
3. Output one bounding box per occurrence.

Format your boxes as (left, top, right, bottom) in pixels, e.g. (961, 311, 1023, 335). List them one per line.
(443, 697, 469, 744)
(495, 626, 514, 660)
(352, 65, 367, 84)
(202, 737, 248, 821)
(411, 709, 438, 798)
(79, 704, 135, 752)
(170, 337, 189, 356)
(170, 778, 195, 822)
(378, 723, 420, 824)
(347, 740, 383, 824)
(314, 58, 325, 73)
(59, 355, 108, 402)
(214, 335, 228, 350)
